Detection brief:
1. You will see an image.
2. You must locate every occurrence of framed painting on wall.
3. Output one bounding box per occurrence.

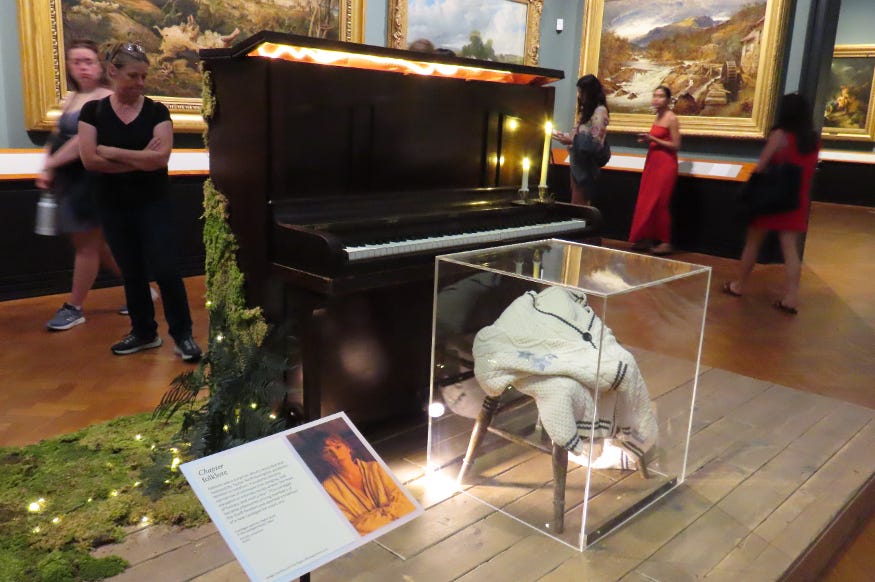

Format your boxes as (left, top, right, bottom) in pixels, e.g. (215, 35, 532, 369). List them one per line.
(579, 0, 793, 138)
(387, 0, 543, 66)
(822, 45, 875, 142)
(17, 0, 365, 132)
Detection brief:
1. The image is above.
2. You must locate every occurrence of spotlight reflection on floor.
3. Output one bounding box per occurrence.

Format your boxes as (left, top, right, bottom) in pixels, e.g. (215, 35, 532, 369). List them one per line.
(428, 402, 446, 418)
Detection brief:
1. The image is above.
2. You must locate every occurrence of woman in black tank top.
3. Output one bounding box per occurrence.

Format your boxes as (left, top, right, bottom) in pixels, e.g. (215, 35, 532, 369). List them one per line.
(78, 42, 201, 362)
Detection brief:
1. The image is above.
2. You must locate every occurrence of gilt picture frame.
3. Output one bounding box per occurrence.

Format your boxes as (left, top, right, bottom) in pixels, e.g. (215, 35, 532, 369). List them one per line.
(387, 0, 543, 66)
(579, 0, 793, 138)
(17, 0, 364, 133)
(822, 45, 875, 142)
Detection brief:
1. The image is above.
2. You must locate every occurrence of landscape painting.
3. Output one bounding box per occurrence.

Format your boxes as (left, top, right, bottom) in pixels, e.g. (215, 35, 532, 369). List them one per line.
(579, 0, 793, 137)
(63, 0, 355, 98)
(17, 1, 364, 131)
(388, 0, 543, 66)
(822, 46, 875, 141)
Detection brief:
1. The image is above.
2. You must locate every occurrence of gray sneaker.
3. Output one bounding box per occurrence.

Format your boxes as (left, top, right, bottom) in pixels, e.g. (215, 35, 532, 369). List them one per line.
(173, 336, 202, 362)
(47, 303, 85, 331)
(111, 333, 162, 355)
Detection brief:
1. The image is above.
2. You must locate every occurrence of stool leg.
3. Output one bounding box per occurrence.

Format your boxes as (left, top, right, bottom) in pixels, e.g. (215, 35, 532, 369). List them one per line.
(552, 444, 568, 534)
(637, 450, 650, 479)
(457, 396, 499, 484)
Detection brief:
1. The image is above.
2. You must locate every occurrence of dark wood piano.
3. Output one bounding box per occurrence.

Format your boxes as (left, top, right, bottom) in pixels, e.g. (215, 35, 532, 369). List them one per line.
(200, 31, 601, 427)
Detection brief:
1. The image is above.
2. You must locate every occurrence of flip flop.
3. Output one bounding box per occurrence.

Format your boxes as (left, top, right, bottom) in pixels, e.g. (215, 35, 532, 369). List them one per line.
(773, 301, 798, 315)
(722, 282, 742, 297)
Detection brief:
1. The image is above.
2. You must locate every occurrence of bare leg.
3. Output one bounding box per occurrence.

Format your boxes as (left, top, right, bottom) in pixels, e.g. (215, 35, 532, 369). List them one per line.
(729, 226, 769, 295)
(777, 230, 802, 308)
(68, 229, 104, 308)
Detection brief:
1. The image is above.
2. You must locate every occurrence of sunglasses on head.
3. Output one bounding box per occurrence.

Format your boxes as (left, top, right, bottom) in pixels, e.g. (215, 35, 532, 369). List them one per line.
(110, 42, 145, 60)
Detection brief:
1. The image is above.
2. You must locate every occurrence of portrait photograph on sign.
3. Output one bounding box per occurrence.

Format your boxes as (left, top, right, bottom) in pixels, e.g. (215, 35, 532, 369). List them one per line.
(579, 0, 793, 137)
(180, 413, 421, 582)
(287, 416, 418, 536)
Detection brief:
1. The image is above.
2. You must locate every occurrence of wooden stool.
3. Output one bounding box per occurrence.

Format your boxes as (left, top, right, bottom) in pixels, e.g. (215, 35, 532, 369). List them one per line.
(456, 393, 569, 534)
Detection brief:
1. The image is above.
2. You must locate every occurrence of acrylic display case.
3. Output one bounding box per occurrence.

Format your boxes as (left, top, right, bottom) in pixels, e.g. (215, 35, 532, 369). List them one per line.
(428, 239, 711, 549)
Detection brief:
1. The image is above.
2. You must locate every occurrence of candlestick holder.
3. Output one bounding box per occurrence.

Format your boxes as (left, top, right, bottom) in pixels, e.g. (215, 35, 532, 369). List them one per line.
(537, 185, 553, 204)
(515, 187, 532, 205)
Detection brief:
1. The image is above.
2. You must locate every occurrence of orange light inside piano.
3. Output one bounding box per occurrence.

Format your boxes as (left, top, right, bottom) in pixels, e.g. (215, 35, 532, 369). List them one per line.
(249, 42, 545, 85)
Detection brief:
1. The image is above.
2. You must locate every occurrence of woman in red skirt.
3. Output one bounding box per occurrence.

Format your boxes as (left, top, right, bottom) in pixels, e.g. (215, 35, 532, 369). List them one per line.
(723, 93, 820, 314)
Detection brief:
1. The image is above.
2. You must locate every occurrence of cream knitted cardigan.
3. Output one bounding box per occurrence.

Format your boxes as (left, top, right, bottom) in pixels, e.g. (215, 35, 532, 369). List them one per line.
(472, 286, 657, 458)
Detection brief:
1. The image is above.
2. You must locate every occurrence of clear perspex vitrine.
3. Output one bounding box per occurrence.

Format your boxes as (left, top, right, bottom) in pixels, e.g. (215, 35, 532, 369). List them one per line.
(428, 239, 711, 549)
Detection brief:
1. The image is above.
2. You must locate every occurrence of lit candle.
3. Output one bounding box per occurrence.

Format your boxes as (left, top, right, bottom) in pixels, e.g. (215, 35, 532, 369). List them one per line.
(539, 121, 552, 187)
(521, 157, 530, 191)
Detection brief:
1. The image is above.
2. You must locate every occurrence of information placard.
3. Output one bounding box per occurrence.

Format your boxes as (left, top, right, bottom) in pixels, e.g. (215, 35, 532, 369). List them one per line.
(181, 413, 422, 581)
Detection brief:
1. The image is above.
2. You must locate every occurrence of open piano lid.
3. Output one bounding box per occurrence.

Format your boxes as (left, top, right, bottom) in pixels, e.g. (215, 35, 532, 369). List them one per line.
(200, 30, 564, 86)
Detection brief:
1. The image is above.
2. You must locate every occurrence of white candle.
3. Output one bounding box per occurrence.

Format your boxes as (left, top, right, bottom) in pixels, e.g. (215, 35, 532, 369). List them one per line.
(539, 121, 552, 187)
(521, 157, 530, 190)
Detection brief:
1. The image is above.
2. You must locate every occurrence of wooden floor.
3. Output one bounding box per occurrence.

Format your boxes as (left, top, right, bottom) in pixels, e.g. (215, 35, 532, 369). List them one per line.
(1, 201, 873, 579)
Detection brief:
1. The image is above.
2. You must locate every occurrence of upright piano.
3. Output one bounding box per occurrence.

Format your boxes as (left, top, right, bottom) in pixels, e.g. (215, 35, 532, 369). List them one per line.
(200, 32, 602, 426)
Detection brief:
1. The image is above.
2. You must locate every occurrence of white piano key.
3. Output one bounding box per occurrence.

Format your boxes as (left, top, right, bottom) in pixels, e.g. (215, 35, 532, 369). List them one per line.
(344, 219, 587, 262)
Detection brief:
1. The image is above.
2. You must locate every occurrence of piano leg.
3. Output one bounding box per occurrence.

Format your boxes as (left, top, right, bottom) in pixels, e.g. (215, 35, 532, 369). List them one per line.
(301, 306, 328, 423)
(284, 282, 433, 428)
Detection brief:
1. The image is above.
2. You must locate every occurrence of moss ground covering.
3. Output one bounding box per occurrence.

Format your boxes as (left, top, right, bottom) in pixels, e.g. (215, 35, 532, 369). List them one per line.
(0, 414, 207, 582)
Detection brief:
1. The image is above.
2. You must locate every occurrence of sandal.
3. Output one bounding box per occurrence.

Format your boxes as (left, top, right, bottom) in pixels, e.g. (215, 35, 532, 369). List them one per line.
(650, 243, 674, 256)
(722, 282, 742, 297)
(773, 301, 798, 315)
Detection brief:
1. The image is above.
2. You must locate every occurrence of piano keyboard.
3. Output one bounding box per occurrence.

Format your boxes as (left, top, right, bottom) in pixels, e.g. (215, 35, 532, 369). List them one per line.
(344, 218, 587, 261)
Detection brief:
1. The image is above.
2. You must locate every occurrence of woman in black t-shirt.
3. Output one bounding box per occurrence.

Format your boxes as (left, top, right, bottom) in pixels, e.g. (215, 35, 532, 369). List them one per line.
(79, 42, 201, 362)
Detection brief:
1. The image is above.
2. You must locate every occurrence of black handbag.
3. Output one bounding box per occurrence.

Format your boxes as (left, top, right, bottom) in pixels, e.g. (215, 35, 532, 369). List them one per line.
(594, 137, 611, 168)
(739, 162, 802, 217)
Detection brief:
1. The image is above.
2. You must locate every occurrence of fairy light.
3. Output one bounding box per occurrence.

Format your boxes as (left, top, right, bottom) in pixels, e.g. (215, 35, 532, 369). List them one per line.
(140, 515, 150, 525)
(110, 490, 119, 497)
(86, 498, 93, 503)
(32, 526, 41, 534)
(150, 444, 156, 450)
(215, 334, 225, 343)
(269, 413, 277, 420)
(170, 447, 179, 454)
(222, 424, 230, 432)
(205, 300, 213, 307)
(171, 457, 182, 471)
(52, 516, 61, 524)
(27, 501, 41, 513)
(250, 402, 258, 409)
(133, 481, 142, 488)
(134, 434, 142, 441)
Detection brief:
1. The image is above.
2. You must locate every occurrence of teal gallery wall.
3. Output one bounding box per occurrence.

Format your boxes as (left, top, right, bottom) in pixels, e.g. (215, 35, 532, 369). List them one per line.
(1, 0, 874, 156)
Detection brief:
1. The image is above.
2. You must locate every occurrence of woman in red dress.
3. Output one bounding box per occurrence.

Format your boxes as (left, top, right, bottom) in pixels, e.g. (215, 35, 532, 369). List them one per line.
(723, 93, 820, 314)
(629, 85, 681, 255)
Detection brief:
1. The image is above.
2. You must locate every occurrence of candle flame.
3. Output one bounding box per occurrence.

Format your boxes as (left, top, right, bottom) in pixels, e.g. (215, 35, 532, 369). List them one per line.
(522, 158, 531, 170)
